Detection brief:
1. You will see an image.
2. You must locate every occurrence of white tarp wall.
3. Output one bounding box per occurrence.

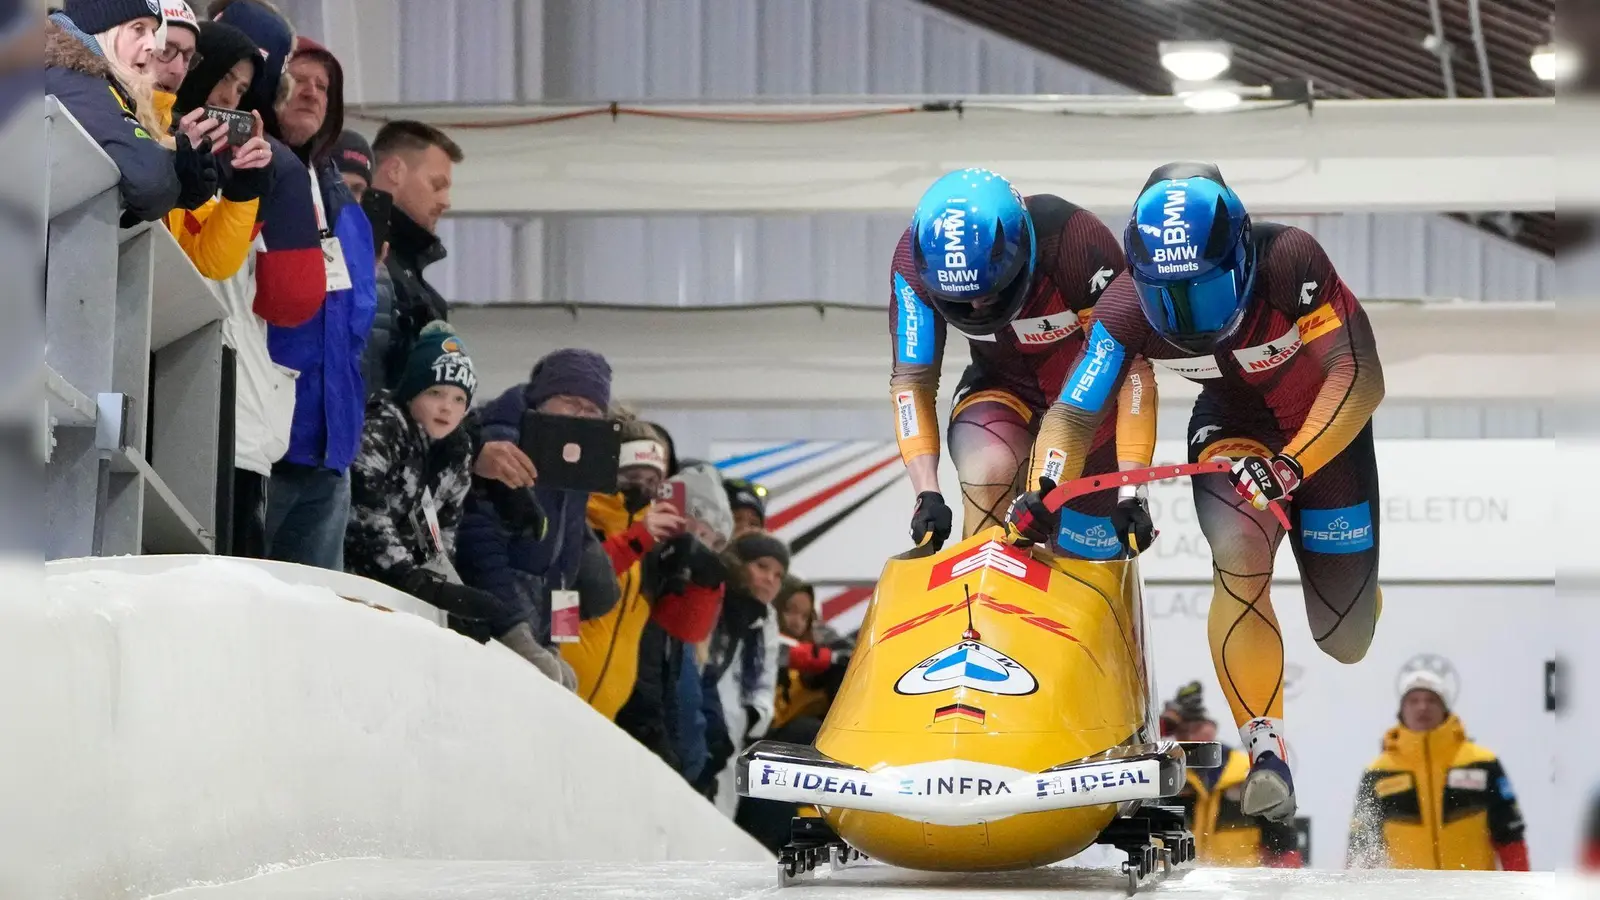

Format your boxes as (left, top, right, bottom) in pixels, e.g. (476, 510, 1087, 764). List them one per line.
(712, 438, 1560, 870)
(6, 559, 767, 900)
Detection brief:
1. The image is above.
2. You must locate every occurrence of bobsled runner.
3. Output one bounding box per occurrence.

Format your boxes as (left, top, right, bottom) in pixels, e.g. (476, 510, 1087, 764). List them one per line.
(737, 463, 1249, 893)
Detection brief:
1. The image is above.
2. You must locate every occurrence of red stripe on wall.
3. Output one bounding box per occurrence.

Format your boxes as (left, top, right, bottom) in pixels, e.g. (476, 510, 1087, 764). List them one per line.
(820, 586, 873, 623)
(767, 451, 901, 532)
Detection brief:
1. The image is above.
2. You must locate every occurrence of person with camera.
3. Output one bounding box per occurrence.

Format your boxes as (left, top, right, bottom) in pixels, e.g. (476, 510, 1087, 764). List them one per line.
(454, 348, 622, 689)
(614, 461, 737, 775)
(162, 18, 274, 281)
(561, 414, 687, 719)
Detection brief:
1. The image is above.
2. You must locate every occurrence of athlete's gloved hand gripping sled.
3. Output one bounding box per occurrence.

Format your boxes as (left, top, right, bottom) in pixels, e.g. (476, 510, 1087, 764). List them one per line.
(888, 168, 1157, 554)
(1008, 162, 1386, 823)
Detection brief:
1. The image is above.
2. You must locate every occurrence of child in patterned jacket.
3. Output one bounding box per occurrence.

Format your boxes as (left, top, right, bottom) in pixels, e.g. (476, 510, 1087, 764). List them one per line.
(344, 321, 498, 632)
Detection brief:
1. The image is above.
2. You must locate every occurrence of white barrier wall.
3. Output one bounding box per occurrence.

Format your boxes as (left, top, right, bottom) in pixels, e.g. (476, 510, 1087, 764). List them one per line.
(5, 558, 768, 900)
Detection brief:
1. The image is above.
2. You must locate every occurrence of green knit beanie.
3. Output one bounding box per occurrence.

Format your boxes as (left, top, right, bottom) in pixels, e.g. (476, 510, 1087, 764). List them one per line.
(397, 321, 478, 405)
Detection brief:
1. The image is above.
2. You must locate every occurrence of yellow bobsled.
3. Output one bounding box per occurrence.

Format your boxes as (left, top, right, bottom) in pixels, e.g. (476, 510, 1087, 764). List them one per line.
(737, 464, 1227, 889)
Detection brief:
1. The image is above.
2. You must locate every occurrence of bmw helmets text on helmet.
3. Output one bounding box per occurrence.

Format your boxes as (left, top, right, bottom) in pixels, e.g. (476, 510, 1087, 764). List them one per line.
(910, 168, 1037, 335)
(1123, 162, 1257, 354)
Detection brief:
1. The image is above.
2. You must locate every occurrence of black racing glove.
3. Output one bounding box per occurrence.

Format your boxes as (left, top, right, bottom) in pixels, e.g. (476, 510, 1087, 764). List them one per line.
(172, 132, 221, 211)
(909, 491, 953, 550)
(1004, 477, 1058, 547)
(1112, 495, 1156, 554)
(402, 569, 504, 643)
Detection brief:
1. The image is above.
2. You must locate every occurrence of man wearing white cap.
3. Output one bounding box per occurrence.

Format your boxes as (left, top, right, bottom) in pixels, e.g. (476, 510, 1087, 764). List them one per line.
(1347, 665, 1529, 871)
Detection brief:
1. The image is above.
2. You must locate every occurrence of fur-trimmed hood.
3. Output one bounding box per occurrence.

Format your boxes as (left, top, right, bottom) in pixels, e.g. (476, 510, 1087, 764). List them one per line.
(44, 16, 111, 79)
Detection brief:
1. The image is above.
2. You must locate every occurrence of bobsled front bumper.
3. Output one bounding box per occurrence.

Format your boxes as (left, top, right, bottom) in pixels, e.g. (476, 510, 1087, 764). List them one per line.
(736, 740, 1191, 825)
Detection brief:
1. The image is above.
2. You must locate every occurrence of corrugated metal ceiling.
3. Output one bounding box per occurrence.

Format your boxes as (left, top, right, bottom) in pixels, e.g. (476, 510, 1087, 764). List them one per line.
(918, 0, 1556, 254)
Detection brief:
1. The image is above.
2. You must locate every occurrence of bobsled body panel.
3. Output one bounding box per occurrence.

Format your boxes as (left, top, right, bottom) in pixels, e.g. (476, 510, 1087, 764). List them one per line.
(803, 527, 1161, 870)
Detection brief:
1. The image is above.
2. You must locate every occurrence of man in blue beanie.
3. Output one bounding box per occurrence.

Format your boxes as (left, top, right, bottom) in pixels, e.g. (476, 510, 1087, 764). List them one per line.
(453, 348, 622, 688)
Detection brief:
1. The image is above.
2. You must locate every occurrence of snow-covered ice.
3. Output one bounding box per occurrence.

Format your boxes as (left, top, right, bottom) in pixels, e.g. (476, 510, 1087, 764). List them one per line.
(148, 859, 1566, 900)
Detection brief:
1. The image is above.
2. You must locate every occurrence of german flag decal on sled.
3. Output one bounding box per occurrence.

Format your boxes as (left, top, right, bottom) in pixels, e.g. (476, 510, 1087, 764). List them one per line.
(933, 703, 986, 725)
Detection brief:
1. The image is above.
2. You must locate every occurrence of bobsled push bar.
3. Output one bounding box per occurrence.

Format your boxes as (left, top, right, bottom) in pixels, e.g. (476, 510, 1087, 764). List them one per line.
(1043, 460, 1293, 530)
(737, 740, 1209, 823)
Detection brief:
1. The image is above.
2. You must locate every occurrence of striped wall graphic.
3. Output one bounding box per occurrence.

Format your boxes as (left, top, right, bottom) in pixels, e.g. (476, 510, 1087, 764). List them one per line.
(714, 440, 909, 631)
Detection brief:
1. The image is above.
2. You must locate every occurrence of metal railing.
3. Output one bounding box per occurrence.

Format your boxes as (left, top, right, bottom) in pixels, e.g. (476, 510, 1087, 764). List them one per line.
(44, 99, 230, 559)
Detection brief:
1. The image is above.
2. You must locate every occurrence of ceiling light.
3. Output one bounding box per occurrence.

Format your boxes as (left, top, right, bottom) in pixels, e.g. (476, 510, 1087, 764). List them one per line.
(1174, 80, 1243, 111)
(1159, 41, 1233, 82)
(1530, 43, 1576, 83)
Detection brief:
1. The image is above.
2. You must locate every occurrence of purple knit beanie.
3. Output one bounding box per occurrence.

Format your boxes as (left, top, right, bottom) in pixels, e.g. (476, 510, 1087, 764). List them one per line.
(526, 348, 612, 411)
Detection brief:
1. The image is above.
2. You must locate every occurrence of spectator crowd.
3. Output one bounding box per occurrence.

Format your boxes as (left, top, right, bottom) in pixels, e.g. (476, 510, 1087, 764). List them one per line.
(43, 0, 850, 845)
(43, 0, 1587, 866)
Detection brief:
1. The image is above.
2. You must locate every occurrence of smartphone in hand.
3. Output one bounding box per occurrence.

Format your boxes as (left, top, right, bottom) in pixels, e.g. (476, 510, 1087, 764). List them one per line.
(361, 188, 394, 254)
(656, 480, 687, 518)
(202, 105, 255, 147)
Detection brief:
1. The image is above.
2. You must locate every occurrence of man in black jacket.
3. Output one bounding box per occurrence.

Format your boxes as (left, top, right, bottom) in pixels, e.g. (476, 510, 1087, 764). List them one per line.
(368, 119, 462, 395)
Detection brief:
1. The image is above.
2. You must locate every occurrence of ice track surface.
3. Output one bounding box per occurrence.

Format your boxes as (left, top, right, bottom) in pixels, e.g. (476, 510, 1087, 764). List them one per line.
(152, 859, 1565, 899)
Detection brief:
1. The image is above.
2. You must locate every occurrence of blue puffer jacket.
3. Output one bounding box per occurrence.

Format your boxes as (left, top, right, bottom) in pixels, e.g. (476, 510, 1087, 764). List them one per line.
(269, 156, 376, 472)
(454, 384, 597, 637)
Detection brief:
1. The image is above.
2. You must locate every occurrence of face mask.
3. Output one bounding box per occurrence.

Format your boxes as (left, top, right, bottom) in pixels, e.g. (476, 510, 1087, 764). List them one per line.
(620, 483, 653, 513)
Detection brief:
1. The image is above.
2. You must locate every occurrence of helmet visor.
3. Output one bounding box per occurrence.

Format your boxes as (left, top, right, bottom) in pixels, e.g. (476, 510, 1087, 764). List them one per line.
(1131, 262, 1249, 353)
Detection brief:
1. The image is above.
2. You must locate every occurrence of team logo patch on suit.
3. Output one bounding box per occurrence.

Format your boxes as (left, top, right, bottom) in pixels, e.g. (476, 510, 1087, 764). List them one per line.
(1011, 314, 1081, 345)
(1055, 509, 1121, 560)
(895, 391, 920, 439)
(1153, 355, 1223, 380)
(1297, 305, 1344, 343)
(1300, 503, 1375, 553)
(1040, 448, 1067, 483)
(1233, 323, 1303, 372)
(928, 540, 1050, 591)
(895, 640, 1037, 696)
(1060, 321, 1126, 411)
(895, 273, 935, 365)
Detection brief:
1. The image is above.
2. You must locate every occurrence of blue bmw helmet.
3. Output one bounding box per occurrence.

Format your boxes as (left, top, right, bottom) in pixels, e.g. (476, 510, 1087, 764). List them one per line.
(1124, 163, 1256, 354)
(911, 168, 1037, 335)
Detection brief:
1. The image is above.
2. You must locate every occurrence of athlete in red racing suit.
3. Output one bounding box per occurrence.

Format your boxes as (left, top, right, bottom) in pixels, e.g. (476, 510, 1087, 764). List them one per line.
(890, 169, 1156, 556)
(1008, 163, 1385, 822)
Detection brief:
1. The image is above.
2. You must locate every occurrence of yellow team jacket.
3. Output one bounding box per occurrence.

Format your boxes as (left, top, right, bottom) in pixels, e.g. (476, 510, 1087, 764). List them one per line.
(560, 493, 652, 720)
(772, 667, 833, 732)
(154, 90, 260, 281)
(1179, 748, 1299, 867)
(1347, 715, 1526, 870)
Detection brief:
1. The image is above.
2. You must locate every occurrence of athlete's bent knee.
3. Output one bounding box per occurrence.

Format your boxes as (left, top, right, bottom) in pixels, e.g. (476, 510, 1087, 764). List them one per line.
(1310, 587, 1380, 665)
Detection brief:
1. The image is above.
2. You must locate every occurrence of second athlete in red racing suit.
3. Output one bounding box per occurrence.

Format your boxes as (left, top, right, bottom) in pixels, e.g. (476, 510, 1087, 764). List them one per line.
(1008, 163, 1386, 822)
(889, 168, 1156, 556)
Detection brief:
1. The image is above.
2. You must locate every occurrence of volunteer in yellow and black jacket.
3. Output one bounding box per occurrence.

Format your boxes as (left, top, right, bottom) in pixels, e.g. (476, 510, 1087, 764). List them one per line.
(1162, 682, 1302, 868)
(563, 417, 693, 719)
(1347, 669, 1530, 871)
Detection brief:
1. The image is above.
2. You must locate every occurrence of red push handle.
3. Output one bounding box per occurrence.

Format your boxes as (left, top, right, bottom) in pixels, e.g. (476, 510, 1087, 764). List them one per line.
(1042, 461, 1293, 531)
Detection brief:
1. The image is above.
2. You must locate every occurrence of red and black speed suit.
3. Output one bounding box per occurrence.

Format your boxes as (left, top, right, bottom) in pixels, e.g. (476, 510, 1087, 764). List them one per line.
(889, 195, 1157, 544)
(1028, 223, 1385, 734)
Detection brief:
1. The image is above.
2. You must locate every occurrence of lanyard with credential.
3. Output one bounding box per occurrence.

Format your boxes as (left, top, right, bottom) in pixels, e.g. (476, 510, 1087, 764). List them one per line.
(307, 164, 354, 291)
(307, 163, 331, 238)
